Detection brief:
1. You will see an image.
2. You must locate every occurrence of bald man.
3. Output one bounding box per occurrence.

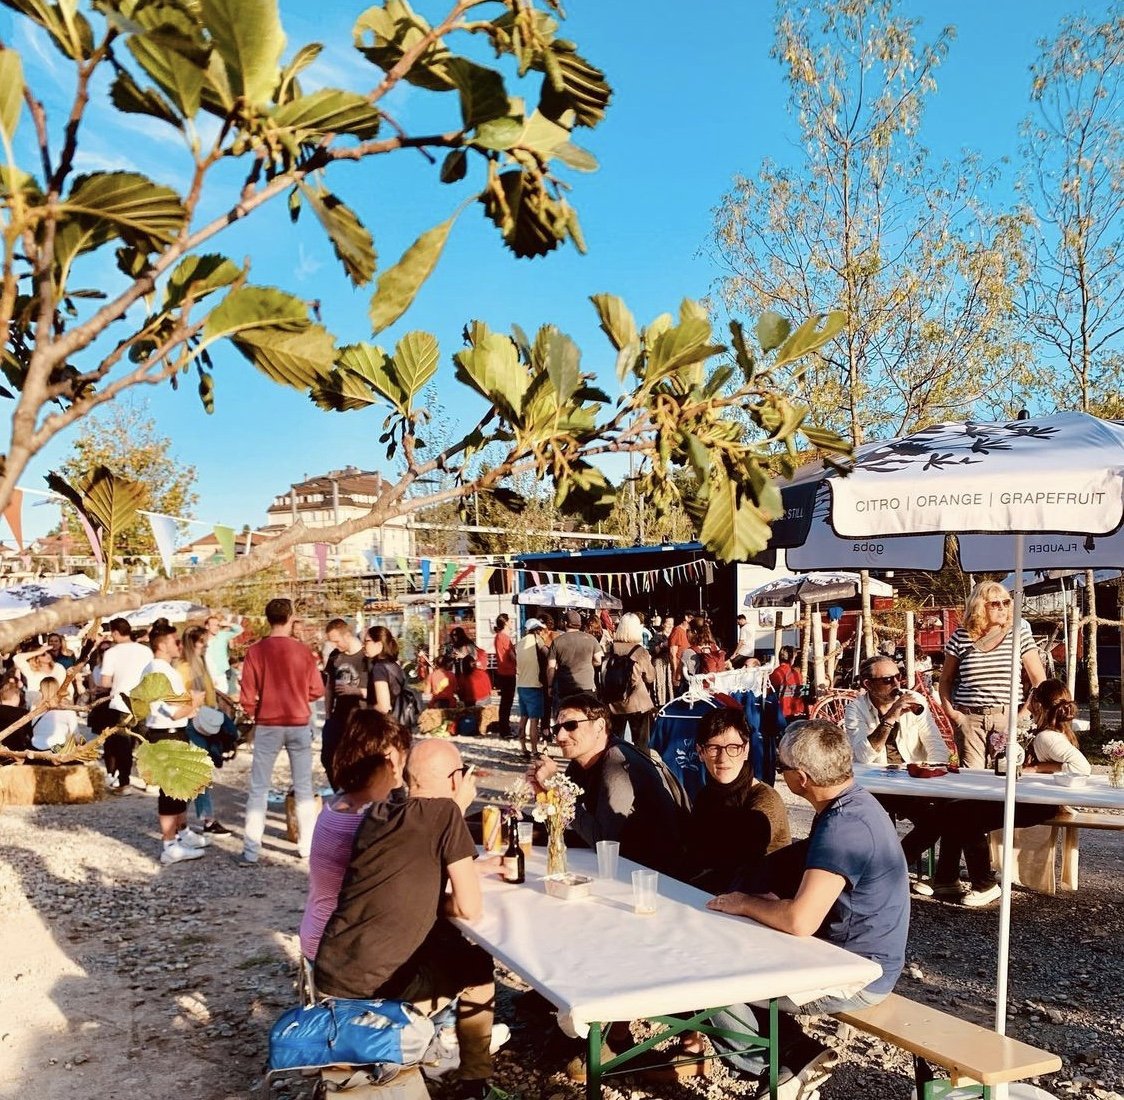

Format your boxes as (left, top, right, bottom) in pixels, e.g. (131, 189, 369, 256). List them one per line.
(314, 740, 496, 1100)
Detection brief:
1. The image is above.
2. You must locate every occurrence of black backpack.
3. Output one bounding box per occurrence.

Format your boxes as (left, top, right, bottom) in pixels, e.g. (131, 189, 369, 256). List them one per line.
(601, 645, 641, 705)
(392, 683, 421, 732)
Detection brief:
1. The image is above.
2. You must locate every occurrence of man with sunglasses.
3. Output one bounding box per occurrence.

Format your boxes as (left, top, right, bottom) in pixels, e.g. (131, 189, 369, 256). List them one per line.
(528, 692, 688, 879)
(705, 720, 908, 1097)
(315, 739, 498, 1100)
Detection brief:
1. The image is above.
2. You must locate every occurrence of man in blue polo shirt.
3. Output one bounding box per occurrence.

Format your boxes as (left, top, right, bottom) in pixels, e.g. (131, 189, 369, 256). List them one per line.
(703, 718, 909, 1098)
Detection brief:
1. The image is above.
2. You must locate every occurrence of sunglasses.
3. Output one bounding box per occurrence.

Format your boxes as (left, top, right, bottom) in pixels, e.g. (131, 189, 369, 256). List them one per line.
(864, 673, 900, 686)
(987, 599, 1012, 609)
(447, 765, 471, 780)
(550, 716, 596, 736)
(776, 757, 800, 774)
(699, 742, 748, 760)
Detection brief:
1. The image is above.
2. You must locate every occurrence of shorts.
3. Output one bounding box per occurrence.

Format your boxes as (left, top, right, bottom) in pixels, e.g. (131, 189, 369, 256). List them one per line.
(517, 687, 544, 720)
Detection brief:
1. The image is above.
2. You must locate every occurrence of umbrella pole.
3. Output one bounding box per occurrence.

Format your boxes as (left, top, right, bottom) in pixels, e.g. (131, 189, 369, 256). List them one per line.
(995, 539, 1025, 1037)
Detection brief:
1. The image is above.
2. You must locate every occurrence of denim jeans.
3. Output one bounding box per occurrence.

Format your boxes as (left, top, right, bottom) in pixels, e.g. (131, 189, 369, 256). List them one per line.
(242, 724, 316, 860)
(709, 985, 888, 1077)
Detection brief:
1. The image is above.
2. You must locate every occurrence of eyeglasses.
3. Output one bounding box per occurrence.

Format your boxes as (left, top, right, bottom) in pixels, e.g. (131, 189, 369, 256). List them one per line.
(987, 599, 1012, 609)
(776, 757, 800, 774)
(698, 742, 748, 759)
(864, 674, 900, 686)
(550, 717, 596, 736)
(447, 765, 470, 780)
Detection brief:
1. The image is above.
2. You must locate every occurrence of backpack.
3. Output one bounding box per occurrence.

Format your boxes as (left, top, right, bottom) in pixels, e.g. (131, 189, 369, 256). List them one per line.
(392, 684, 421, 733)
(696, 645, 726, 674)
(601, 645, 641, 705)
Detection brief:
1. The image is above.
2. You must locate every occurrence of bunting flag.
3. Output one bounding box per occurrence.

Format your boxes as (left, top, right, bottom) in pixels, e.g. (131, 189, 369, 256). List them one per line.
(396, 556, 409, 576)
(451, 564, 474, 588)
(146, 513, 179, 577)
(530, 571, 540, 585)
(440, 562, 457, 592)
(374, 555, 384, 574)
(3, 488, 23, 550)
(362, 549, 378, 572)
(74, 509, 104, 568)
(213, 524, 236, 562)
(420, 559, 431, 591)
(314, 542, 328, 580)
(481, 566, 495, 588)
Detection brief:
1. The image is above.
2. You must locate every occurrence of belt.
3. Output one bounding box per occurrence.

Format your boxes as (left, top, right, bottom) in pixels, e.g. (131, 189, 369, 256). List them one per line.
(959, 704, 1007, 715)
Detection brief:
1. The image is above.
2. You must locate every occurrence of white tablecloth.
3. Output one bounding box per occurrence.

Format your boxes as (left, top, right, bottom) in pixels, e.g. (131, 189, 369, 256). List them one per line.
(452, 848, 881, 1037)
(852, 764, 1124, 810)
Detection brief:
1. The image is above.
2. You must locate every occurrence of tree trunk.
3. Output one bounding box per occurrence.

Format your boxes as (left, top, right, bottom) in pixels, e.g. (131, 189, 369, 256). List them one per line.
(1086, 569, 1100, 737)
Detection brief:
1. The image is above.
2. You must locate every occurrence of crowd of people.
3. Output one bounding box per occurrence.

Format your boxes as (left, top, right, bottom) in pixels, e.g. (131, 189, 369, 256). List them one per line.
(0, 579, 1095, 1098)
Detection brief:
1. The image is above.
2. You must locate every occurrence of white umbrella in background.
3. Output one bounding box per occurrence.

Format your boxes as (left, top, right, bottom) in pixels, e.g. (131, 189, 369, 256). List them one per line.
(0, 574, 100, 621)
(744, 570, 893, 607)
(768, 410, 1124, 1055)
(515, 582, 623, 610)
(124, 599, 208, 627)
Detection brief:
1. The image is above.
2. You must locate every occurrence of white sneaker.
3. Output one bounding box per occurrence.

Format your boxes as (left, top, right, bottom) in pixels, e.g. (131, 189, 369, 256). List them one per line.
(177, 828, 211, 849)
(490, 1023, 511, 1053)
(105, 773, 120, 789)
(961, 883, 1001, 908)
(161, 840, 205, 865)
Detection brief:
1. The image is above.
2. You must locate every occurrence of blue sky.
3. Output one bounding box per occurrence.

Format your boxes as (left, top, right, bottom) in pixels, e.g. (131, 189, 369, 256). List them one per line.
(0, 0, 1093, 541)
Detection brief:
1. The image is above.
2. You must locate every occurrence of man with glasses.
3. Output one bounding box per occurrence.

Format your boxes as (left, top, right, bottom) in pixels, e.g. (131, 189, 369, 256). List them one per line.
(529, 692, 688, 879)
(705, 720, 909, 1097)
(315, 739, 497, 1100)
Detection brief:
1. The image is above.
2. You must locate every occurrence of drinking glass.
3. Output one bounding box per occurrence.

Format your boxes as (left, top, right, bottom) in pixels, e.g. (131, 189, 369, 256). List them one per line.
(631, 869, 658, 914)
(517, 822, 533, 859)
(595, 840, 620, 880)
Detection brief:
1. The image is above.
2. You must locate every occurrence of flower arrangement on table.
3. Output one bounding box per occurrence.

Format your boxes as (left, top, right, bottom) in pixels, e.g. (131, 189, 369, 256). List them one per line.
(1103, 739, 1124, 788)
(530, 773, 583, 876)
(503, 776, 534, 822)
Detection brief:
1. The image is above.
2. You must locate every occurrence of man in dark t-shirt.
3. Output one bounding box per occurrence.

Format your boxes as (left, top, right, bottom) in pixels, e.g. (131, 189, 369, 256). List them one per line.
(315, 740, 496, 1100)
(0, 677, 31, 756)
(546, 610, 601, 713)
(321, 618, 368, 786)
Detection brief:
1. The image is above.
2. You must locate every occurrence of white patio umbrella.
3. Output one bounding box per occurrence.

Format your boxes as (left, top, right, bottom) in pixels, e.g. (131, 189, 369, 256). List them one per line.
(745, 570, 893, 607)
(515, 582, 622, 610)
(769, 410, 1124, 1051)
(124, 599, 208, 627)
(0, 573, 100, 621)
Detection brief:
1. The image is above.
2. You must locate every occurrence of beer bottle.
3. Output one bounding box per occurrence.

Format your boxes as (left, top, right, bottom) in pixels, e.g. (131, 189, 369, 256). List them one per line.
(502, 816, 525, 884)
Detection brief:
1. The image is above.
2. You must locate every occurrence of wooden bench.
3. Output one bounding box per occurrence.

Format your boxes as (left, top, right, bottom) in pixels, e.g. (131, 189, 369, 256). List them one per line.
(836, 993, 1061, 1099)
(1042, 809, 1124, 891)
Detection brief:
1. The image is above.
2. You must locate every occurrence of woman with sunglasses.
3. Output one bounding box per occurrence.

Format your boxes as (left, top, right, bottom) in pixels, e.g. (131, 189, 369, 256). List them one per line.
(938, 581, 1045, 770)
(686, 707, 790, 894)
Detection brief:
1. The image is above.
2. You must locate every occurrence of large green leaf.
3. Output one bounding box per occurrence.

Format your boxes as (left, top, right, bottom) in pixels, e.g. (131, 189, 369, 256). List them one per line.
(135, 738, 213, 800)
(537, 326, 581, 405)
(0, 0, 93, 60)
(537, 45, 612, 129)
(646, 317, 724, 384)
(0, 48, 24, 144)
(310, 363, 382, 412)
(201, 0, 285, 106)
(276, 41, 322, 103)
(60, 172, 186, 251)
(335, 341, 405, 409)
(273, 89, 382, 139)
(353, 0, 455, 92)
(123, 2, 208, 117)
(164, 253, 241, 309)
(589, 293, 637, 354)
(756, 310, 791, 354)
(79, 466, 146, 539)
(369, 215, 454, 334)
(231, 323, 336, 390)
(773, 311, 846, 370)
(298, 183, 376, 287)
(454, 331, 529, 419)
(698, 474, 773, 563)
(204, 284, 307, 339)
(110, 67, 183, 126)
(127, 671, 184, 723)
(392, 330, 439, 401)
(447, 57, 510, 129)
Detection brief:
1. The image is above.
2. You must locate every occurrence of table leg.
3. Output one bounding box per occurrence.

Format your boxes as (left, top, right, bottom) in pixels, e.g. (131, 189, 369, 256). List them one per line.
(1059, 826, 1080, 891)
(586, 1020, 603, 1100)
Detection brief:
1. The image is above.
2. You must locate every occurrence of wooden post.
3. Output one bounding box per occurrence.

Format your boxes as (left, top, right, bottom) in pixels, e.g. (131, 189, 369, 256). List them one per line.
(799, 604, 812, 682)
(860, 569, 874, 659)
(772, 615, 784, 660)
(852, 614, 863, 684)
(1086, 569, 1100, 737)
(811, 607, 826, 699)
(904, 611, 916, 688)
(1067, 602, 1080, 698)
(825, 617, 840, 686)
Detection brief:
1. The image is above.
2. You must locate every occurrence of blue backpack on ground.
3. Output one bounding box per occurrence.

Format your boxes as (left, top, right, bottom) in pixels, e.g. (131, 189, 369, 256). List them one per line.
(268, 997, 434, 1075)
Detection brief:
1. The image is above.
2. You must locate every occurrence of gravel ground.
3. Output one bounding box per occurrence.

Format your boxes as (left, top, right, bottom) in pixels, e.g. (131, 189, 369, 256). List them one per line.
(1, 730, 1122, 1100)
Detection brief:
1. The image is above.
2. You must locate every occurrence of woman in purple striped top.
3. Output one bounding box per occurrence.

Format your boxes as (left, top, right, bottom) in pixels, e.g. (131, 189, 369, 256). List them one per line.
(299, 709, 411, 961)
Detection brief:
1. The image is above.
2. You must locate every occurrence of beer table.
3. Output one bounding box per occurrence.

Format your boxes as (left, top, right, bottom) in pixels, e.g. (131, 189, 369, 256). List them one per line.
(452, 847, 881, 1099)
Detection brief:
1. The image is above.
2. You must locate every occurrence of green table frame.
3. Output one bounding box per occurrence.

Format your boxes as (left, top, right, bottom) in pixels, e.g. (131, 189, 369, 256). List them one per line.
(584, 999, 780, 1099)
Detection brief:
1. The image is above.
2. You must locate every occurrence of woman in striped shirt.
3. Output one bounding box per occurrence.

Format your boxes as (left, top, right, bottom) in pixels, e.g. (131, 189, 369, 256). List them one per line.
(299, 709, 410, 963)
(938, 581, 1046, 770)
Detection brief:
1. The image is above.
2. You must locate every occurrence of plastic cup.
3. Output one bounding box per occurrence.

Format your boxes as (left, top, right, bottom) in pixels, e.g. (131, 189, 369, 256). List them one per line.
(596, 840, 620, 880)
(631, 869, 658, 914)
(517, 821, 533, 859)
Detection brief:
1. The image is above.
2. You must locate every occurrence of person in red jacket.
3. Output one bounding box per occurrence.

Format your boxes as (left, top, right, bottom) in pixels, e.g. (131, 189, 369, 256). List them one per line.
(239, 598, 324, 866)
(492, 615, 517, 738)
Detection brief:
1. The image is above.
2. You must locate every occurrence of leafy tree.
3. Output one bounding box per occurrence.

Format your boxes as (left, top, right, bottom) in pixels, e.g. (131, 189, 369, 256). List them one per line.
(57, 404, 197, 560)
(1018, 7, 1124, 416)
(0, 0, 848, 668)
(711, 0, 1033, 447)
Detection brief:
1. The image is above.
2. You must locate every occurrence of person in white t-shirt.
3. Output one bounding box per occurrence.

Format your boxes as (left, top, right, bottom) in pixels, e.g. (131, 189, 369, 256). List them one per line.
(143, 620, 207, 866)
(94, 617, 153, 789)
(30, 677, 80, 751)
(731, 613, 755, 669)
(13, 643, 67, 707)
